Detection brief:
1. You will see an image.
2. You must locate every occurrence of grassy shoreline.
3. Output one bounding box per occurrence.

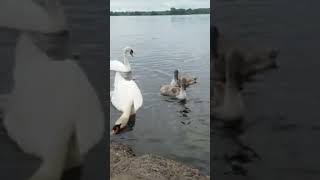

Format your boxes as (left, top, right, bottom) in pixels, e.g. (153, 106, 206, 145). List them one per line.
(110, 143, 210, 180)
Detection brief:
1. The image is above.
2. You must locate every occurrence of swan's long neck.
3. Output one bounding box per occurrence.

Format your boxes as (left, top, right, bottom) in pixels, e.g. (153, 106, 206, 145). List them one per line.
(14, 31, 70, 70)
(14, 33, 46, 69)
(223, 59, 243, 112)
(13, 0, 70, 83)
(14, 0, 70, 66)
(122, 54, 131, 69)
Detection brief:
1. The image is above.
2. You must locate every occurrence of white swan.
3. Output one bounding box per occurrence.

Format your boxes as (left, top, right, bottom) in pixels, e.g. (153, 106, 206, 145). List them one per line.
(213, 52, 245, 121)
(0, 1, 104, 180)
(110, 47, 143, 134)
(110, 47, 134, 72)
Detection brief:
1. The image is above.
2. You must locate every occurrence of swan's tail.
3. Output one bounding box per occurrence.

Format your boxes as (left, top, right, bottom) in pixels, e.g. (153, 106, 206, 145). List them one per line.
(112, 100, 134, 135)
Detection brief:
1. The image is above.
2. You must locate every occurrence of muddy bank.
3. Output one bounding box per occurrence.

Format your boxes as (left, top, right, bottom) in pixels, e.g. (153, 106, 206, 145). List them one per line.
(110, 143, 210, 180)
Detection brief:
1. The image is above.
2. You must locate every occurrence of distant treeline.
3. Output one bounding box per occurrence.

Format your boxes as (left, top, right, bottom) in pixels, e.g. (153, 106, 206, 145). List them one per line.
(110, 8, 210, 16)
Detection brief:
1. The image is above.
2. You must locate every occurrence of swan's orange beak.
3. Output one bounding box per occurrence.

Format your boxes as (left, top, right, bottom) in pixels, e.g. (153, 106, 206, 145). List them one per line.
(111, 124, 121, 135)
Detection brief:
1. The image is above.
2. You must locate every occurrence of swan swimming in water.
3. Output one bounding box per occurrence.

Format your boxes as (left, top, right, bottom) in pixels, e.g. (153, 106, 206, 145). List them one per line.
(110, 47, 134, 72)
(110, 47, 143, 134)
(160, 79, 187, 100)
(213, 52, 245, 122)
(170, 70, 197, 88)
(0, 0, 104, 180)
(160, 70, 187, 100)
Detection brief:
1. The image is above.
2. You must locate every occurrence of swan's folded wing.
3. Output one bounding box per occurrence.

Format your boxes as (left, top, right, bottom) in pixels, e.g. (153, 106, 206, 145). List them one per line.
(110, 60, 130, 72)
(73, 64, 105, 155)
(128, 81, 143, 112)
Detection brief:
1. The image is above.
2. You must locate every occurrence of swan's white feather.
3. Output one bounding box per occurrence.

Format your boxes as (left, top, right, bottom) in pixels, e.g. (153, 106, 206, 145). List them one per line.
(111, 72, 142, 113)
(110, 60, 131, 72)
(4, 34, 104, 157)
(1, 1, 105, 179)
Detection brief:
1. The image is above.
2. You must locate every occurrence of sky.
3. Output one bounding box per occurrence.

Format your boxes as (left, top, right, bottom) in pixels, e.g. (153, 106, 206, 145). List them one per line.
(110, 0, 210, 12)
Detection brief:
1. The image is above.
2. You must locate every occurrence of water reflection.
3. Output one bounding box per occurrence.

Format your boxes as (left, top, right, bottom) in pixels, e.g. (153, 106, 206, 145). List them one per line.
(213, 120, 260, 176)
(212, 21, 279, 177)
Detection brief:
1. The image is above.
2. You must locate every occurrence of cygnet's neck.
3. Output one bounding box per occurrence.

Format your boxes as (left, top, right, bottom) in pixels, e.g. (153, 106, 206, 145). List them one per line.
(223, 59, 243, 111)
(170, 73, 179, 86)
(225, 57, 242, 90)
(174, 73, 179, 81)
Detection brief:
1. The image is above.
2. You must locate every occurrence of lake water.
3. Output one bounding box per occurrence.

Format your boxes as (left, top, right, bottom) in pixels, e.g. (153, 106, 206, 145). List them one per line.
(213, 0, 320, 179)
(110, 15, 210, 174)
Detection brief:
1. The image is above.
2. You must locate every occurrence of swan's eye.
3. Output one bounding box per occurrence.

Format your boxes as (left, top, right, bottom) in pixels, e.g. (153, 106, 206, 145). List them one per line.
(130, 50, 133, 55)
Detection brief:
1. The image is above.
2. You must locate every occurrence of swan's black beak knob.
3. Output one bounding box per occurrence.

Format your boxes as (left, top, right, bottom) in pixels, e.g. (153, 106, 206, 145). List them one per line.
(130, 49, 134, 57)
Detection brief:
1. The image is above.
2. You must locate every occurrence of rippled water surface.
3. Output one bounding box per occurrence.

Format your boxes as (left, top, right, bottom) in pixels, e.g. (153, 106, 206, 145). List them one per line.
(110, 15, 210, 174)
